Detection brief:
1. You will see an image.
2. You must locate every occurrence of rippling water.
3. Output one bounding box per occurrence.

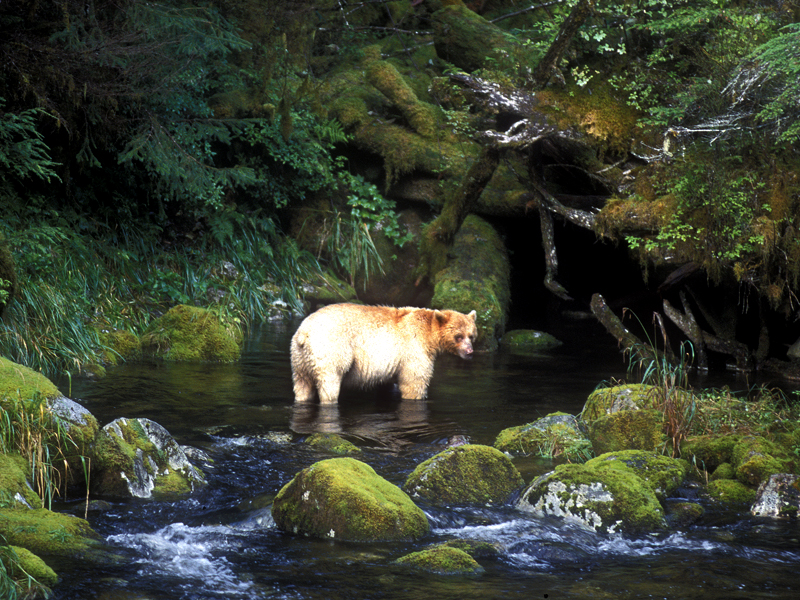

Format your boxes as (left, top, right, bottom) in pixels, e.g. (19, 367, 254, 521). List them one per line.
(49, 319, 800, 599)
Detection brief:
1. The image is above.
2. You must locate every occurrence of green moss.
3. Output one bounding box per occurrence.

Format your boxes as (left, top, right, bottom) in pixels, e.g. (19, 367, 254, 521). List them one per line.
(665, 502, 705, 528)
(2, 545, 58, 588)
(731, 436, 792, 486)
(705, 479, 757, 506)
(0, 508, 101, 558)
(711, 462, 736, 481)
(141, 304, 241, 362)
(272, 458, 429, 542)
(494, 413, 591, 462)
(681, 434, 741, 473)
(366, 60, 439, 137)
(439, 539, 500, 560)
(582, 384, 658, 422)
(500, 330, 563, 353)
(0, 453, 42, 508)
(0, 357, 62, 403)
(404, 444, 523, 506)
(394, 545, 484, 575)
(97, 328, 142, 366)
(587, 409, 664, 455)
(430, 216, 510, 351)
(587, 450, 689, 500)
(306, 433, 361, 455)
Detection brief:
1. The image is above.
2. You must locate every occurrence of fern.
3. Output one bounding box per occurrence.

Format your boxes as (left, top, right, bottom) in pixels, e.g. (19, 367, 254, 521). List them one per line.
(0, 98, 60, 184)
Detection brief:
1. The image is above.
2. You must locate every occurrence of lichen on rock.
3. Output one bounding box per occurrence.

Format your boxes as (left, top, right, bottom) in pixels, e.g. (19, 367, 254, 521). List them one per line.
(403, 444, 523, 506)
(272, 457, 429, 542)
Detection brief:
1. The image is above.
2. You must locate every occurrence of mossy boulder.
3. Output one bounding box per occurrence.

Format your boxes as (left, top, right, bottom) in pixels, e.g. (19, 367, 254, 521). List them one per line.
(0, 452, 42, 508)
(751, 473, 800, 518)
(500, 329, 563, 353)
(680, 434, 741, 473)
(91, 417, 206, 499)
(665, 502, 705, 528)
(141, 304, 242, 362)
(97, 327, 142, 365)
(306, 432, 361, 455)
(0, 356, 61, 402)
(394, 545, 485, 575)
(494, 412, 590, 461)
(403, 444, 523, 506)
(518, 461, 666, 534)
(0, 508, 102, 559)
(1, 545, 58, 590)
(585, 450, 689, 501)
(587, 409, 664, 455)
(581, 384, 658, 421)
(731, 436, 793, 486)
(272, 457, 429, 542)
(705, 479, 757, 507)
(430, 216, 510, 351)
(710, 462, 736, 481)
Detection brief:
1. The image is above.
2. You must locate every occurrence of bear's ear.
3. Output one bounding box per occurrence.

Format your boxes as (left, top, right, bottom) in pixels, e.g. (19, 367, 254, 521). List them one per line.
(433, 310, 449, 326)
(467, 310, 477, 321)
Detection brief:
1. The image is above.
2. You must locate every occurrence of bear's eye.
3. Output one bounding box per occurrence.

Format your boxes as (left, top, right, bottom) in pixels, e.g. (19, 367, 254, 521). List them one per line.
(455, 334, 464, 343)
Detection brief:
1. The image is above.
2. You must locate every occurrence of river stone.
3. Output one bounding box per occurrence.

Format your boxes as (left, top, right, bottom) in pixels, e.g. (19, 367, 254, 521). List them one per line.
(586, 450, 689, 501)
(751, 473, 800, 518)
(305, 432, 361, 455)
(494, 412, 589, 461)
(91, 417, 206, 499)
(500, 329, 563, 352)
(394, 546, 485, 575)
(705, 479, 757, 506)
(731, 436, 792, 486)
(272, 457, 429, 542)
(587, 409, 664, 455)
(518, 462, 666, 534)
(403, 444, 523, 506)
(140, 304, 242, 362)
(581, 384, 658, 421)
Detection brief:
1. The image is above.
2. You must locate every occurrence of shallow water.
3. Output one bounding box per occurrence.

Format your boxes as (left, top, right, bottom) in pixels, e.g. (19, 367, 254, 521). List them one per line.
(49, 319, 800, 599)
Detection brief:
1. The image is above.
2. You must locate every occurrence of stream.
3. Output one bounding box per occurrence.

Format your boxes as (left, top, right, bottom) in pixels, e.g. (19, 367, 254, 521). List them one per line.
(49, 318, 800, 599)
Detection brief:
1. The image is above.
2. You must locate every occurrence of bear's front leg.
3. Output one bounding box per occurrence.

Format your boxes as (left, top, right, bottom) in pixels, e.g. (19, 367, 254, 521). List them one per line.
(397, 367, 432, 400)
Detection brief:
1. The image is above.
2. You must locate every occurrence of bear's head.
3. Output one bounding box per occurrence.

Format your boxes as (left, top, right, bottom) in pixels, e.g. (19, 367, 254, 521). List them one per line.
(434, 309, 478, 359)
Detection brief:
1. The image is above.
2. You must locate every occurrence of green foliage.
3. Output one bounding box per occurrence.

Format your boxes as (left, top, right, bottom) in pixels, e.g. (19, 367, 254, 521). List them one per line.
(0, 98, 60, 185)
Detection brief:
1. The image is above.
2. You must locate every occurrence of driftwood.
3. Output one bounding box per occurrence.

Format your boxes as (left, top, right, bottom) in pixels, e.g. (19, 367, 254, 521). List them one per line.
(590, 293, 659, 363)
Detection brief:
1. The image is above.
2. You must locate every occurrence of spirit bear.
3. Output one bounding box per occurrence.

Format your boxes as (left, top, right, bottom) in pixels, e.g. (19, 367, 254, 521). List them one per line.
(290, 303, 478, 404)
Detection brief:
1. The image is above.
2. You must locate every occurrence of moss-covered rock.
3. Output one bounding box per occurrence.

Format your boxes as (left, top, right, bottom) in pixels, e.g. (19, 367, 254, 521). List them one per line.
(0, 452, 42, 508)
(681, 434, 741, 473)
(587, 409, 664, 455)
(305, 432, 361, 455)
(141, 304, 242, 362)
(710, 462, 736, 481)
(731, 436, 793, 486)
(500, 329, 563, 353)
(665, 501, 705, 528)
(705, 479, 757, 507)
(581, 384, 658, 421)
(97, 327, 142, 365)
(0, 356, 61, 402)
(404, 444, 523, 506)
(1, 545, 58, 591)
(494, 412, 591, 462)
(272, 457, 429, 542)
(394, 545, 485, 575)
(586, 450, 689, 501)
(518, 461, 666, 534)
(91, 417, 205, 499)
(0, 508, 101, 559)
(430, 216, 510, 351)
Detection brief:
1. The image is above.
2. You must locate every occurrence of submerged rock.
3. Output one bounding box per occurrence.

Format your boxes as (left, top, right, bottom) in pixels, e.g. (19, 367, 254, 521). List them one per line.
(141, 304, 242, 362)
(751, 473, 800, 518)
(91, 417, 206, 499)
(394, 545, 485, 575)
(404, 444, 523, 506)
(494, 412, 590, 461)
(272, 457, 429, 542)
(518, 461, 666, 534)
(305, 432, 361, 455)
(500, 330, 563, 353)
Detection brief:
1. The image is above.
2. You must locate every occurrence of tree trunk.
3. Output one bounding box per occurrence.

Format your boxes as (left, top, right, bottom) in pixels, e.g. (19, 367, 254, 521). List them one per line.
(531, 0, 596, 89)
